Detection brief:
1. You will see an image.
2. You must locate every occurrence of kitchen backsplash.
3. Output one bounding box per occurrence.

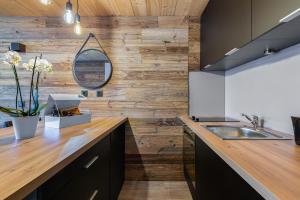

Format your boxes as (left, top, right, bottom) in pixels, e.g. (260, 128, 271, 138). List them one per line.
(226, 43, 300, 134)
(189, 71, 225, 117)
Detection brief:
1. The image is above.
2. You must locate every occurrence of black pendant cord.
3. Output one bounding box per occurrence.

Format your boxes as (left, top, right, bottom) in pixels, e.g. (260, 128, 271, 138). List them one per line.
(76, 33, 108, 56)
(77, 0, 79, 14)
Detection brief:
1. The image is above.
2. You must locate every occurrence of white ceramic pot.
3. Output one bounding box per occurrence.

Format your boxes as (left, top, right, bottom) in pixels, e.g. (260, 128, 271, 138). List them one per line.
(11, 115, 39, 140)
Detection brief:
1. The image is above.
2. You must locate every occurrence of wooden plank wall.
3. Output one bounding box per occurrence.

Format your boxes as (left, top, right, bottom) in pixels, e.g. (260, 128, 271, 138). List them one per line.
(0, 16, 200, 180)
(189, 16, 201, 71)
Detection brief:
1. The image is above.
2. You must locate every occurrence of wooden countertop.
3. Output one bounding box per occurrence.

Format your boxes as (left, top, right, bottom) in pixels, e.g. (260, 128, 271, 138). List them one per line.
(180, 115, 300, 200)
(0, 117, 127, 200)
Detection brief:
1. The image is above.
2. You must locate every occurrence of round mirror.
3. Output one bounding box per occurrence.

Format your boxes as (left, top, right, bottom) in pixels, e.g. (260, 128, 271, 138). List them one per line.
(73, 49, 112, 90)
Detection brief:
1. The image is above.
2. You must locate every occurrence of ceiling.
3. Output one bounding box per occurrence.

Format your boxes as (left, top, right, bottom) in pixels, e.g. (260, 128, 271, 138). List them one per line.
(0, 0, 209, 17)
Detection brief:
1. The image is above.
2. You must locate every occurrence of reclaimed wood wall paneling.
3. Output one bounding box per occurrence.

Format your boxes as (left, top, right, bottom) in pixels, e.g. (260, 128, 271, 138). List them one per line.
(188, 16, 201, 71)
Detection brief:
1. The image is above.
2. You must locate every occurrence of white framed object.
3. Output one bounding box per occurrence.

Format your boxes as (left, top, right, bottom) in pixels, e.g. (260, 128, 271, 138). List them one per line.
(44, 94, 91, 129)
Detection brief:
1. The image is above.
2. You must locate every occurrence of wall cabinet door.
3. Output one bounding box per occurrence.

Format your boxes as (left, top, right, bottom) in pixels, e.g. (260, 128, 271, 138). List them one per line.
(252, 0, 300, 39)
(110, 125, 125, 200)
(201, 0, 252, 68)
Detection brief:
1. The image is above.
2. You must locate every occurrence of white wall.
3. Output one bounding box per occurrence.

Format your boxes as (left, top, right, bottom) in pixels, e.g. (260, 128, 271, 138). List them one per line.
(190, 71, 225, 116)
(225, 43, 300, 134)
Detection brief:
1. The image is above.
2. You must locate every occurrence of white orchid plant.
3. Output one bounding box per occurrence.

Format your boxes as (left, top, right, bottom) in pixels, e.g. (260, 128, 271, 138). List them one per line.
(0, 51, 53, 117)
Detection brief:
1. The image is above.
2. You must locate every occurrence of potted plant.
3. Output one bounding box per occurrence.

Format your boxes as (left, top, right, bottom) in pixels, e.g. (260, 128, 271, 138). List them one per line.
(1, 51, 53, 139)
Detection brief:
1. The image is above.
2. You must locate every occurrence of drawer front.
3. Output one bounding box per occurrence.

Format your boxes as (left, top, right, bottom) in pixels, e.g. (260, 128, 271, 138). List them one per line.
(74, 135, 110, 172)
(84, 136, 110, 200)
(39, 135, 110, 200)
(38, 155, 85, 200)
(49, 173, 90, 200)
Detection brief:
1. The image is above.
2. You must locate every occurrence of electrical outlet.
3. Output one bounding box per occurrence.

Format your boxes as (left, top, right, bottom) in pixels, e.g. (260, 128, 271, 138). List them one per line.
(96, 90, 103, 97)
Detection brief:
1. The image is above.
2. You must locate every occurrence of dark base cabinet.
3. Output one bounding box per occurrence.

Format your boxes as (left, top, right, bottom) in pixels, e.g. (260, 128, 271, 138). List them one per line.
(195, 137, 264, 200)
(110, 124, 125, 200)
(54, 136, 110, 200)
(26, 125, 125, 200)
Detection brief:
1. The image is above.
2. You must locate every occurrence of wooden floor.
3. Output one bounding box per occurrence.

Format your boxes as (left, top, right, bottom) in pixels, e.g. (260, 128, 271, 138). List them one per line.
(118, 181, 193, 200)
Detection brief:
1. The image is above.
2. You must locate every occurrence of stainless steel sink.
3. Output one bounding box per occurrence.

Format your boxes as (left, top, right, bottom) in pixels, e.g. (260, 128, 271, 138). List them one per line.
(203, 125, 292, 140)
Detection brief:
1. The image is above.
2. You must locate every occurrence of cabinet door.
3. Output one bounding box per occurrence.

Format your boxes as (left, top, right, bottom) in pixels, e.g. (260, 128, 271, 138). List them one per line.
(195, 136, 264, 200)
(201, 0, 251, 68)
(252, 0, 300, 39)
(110, 125, 125, 200)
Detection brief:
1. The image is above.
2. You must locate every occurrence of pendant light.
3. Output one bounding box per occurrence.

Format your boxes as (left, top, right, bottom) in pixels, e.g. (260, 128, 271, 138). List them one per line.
(74, 0, 82, 35)
(39, 0, 52, 5)
(64, 0, 74, 24)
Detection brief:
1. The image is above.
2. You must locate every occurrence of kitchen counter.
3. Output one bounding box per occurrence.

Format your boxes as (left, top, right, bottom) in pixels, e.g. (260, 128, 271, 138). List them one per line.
(0, 117, 127, 200)
(180, 115, 300, 200)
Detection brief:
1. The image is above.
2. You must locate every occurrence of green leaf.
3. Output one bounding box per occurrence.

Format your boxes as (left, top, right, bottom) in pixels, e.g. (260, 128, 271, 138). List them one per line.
(0, 106, 27, 117)
(38, 103, 48, 112)
(30, 103, 47, 116)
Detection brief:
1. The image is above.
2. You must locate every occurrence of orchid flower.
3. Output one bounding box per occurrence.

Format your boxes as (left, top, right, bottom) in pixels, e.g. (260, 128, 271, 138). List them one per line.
(23, 57, 53, 73)
(3, 51, 22, 66)
(0, 51, 53, 117)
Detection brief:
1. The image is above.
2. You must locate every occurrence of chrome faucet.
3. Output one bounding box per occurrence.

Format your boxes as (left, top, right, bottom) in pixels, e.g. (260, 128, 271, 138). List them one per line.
(241, 113, 259, 130)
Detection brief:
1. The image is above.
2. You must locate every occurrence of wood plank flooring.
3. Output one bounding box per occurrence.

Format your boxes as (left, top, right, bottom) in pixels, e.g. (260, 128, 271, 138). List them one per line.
(118, 181, 193, 200)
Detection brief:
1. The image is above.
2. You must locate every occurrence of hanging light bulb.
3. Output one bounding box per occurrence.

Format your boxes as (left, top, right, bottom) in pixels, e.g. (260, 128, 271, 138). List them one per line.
(74, 22, 81, 35)
(64, 0, 74, 24)
(64, 9, 74, 24)
(74, 15, 82, 35)
(39, 0, 52, 5)
(74, 0, 81, 35)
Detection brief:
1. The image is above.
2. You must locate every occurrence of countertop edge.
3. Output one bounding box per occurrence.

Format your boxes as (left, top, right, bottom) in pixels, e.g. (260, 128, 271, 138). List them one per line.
(179, 116, 279, 200)
(4, 117, 128, 200)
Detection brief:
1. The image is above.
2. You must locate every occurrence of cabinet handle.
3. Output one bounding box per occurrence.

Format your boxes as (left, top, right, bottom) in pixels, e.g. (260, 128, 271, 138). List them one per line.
(84, 155, 99, 169)
(225, 48, 239, 56)
(279, 8, 300, 23)
(89, 189, 98, 200)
